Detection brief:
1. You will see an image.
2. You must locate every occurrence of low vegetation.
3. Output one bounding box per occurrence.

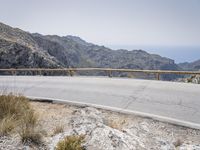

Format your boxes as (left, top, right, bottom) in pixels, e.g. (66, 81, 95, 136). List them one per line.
(56, 135, 85, 150)
(0, 94, 42, 144)
(18, 109, 42, 144)
(0, 94, 30, 120)
(106, 118, 126, 131)
(52, 124, 64, 136)
(173, 138, 183, 147)
(0, 115, 15, 135)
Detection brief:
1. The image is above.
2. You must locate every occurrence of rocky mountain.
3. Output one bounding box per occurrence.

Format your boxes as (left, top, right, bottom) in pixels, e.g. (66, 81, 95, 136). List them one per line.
(178, 59, 200, 71)
(0, 22, 181, 75)
(0, 22, 62, 68)
(39, 34, 179, 70)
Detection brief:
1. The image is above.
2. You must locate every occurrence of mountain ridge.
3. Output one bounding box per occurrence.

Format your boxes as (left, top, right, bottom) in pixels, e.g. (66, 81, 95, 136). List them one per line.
(0, 22, 189, 74)
(178, 59, 200, 71)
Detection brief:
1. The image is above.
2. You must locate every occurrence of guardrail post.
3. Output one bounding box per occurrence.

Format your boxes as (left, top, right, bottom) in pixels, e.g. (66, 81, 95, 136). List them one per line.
(156, 73, 160, 80)
(69, 70, 74, 76)
(70, 70, 73, 76)
(66, 70, 69, 76)
(39, 70, 42, 76)
(11, 70, 16, 76)
(107, 70, 112, 78)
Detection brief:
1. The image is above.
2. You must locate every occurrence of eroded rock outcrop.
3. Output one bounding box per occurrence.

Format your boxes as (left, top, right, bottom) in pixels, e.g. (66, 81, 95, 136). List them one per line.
(49, 107, 200, 150)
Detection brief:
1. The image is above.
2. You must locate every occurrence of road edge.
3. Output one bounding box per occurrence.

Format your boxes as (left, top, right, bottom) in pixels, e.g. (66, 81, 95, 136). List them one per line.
(27, 96, 200, 130)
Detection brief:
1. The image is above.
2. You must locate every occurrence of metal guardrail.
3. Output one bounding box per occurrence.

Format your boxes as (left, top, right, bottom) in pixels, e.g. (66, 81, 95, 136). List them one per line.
(0, 68, 200, 80)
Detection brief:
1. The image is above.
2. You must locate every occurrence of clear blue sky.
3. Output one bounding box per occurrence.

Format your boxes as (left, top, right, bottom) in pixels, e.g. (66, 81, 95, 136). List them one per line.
(0, 0, 200, 62)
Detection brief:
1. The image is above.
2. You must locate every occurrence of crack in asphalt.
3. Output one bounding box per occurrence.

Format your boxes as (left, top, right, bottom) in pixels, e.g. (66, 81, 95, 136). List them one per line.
(124, 91, 199, 116)
(121, 80, 152, 110)
(118, 81, 199, 116)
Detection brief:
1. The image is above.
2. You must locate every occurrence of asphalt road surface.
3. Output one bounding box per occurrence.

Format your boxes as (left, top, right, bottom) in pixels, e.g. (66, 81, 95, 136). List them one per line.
(0, 76, 200, 129)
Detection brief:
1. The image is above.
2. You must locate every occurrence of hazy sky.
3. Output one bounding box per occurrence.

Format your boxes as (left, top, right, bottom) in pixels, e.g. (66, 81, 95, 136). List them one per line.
(0, 0, 200, 62)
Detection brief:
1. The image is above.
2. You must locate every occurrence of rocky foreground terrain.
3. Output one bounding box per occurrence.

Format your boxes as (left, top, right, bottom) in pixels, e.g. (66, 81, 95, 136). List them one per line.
(1, 101, 200, 150)
(177, 75, 200, 84)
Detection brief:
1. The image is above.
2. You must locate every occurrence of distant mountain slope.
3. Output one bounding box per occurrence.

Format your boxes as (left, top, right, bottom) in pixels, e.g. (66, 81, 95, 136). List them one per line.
(0, 22, 62, 68)
(0, 22, 180, 73)
(178, 59, 200, 71)
(33, 34, 180, 70)
(0, 38, 60, 68)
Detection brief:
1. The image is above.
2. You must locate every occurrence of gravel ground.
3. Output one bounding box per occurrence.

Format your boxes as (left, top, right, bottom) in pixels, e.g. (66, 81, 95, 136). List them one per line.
(0, 101, 200, 150)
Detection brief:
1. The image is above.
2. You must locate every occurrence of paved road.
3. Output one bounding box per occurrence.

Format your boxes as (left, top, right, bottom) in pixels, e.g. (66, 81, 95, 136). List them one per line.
(0, 76, 200, 129)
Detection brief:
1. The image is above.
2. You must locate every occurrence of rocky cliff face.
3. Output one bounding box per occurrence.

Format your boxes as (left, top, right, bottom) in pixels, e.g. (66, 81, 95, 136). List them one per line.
(0, 22, 180, 73)
(0, 23, 62, 68)
(0, 39, 61, 68)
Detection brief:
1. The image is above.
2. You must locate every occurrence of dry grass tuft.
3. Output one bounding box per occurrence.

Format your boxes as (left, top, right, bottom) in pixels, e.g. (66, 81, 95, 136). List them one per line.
(56, 135, 85, 150)
(127, 73, 135, 78)
(52, 124, 64, 136)
(18, 110, 42, 144)
(173, 138, 183, 147)
(107, 119, 126, 130)
(21, 109, 38, 127)
(0, 94, 31, 136)
(0, 94, 30, 120)
(19, 127, 42, 145)
(0, 115, 15, 136)
(0, 94, 42, 145)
